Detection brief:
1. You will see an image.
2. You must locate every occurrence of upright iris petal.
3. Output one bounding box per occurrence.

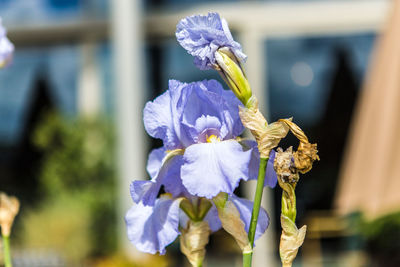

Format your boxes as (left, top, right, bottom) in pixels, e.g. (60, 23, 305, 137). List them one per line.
(176, 12, 246, 70)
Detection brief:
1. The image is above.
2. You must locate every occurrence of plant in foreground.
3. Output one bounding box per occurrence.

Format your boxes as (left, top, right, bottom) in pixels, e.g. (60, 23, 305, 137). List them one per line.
(127, 12, 319, 267)
(126, 80, 276, 266)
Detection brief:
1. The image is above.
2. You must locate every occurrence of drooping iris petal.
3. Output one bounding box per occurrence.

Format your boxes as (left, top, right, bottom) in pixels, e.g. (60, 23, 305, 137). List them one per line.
(176, 12, 246, 70)
(203, 204, 222, 232)
(131, 148, 187, 206)
(125, 197, 182, 254)
(130, 180, 160, 206)
(243, 140, 278, 188)
(181, 140, 252, 198)
(229, 195, 269, 242)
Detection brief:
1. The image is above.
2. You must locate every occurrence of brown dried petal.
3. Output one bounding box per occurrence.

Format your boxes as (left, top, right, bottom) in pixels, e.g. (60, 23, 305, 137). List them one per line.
(280, 215, 307, 267)
(215, 200, 252, 253)
(180, 220, 211, 267)
(0, 192, 20, 236)
(239, 98, 290, 158)
(279, 119, 308, 144)
(278, 119, 319, 174)
(294, 142, 320, 174)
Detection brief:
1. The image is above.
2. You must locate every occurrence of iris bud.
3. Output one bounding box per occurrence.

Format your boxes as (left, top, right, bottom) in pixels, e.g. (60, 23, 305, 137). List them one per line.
(214, 48, 253, 107)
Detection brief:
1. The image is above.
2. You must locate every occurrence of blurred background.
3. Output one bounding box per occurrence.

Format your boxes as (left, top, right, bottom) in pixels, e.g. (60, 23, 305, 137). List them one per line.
(0, 0, 399, 266)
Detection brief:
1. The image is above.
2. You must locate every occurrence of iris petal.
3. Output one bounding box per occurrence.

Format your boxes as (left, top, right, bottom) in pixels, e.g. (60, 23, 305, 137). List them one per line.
(125, 197, 182, 254)
(131, 148, 187, 206)
(229, 195, 269, 242)
(143, 89, 180, 150)
(204, 204, 222, 232)
(181, 140, 252, 198)
(244, 140, 278, 188)
(176, 12, 246, 70)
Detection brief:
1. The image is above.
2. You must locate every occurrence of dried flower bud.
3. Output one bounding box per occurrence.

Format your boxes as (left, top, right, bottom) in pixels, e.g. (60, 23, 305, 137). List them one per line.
(279, 119, 319, 174)
(180, 220, 211, 267)
(0, 192, 20, 237)
(280, 215, 307, 267)
(239, 98, 290, 158)
(213, 193, 252, 253)
(274, 147, 299, 184)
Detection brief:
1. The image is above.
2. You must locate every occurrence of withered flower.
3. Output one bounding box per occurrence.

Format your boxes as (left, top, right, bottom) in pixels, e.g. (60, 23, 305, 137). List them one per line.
(274, 147, 299, 185)
(180, 220, 211, 267)
(279, 119, 319, 174)
(239, 98, 290, 158)
(0, 192, 20, 237)
(280, 215, 307, 267)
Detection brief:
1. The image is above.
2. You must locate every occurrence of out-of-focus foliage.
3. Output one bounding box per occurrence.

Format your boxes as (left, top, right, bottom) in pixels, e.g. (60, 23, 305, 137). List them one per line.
(92, 254, 170, 267)
(21, 112, 116, 263)
(351, 212, 400, 266)
(20, 194, 92, 262)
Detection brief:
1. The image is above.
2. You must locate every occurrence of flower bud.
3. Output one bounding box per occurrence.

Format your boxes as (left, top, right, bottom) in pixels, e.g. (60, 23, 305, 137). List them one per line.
(0, 192, 20, 237)
(214, 48, 252, 107)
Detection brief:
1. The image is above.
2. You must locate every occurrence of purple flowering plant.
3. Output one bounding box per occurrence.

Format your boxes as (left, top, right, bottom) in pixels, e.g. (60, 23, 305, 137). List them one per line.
(126, 12, 319, 267)
(0, 18, 14, 68)
(126, 79, 275, 256)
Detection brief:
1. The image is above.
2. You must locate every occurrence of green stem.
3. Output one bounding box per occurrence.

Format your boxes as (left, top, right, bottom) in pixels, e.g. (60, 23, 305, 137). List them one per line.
(2, 234, 12, 267)
(245, 156, 269, 267)
(243, 252, 252, 267)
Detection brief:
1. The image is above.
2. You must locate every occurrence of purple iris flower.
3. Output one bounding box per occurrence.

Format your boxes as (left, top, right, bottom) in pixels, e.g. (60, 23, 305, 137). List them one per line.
(176, 12, 246, 70)
(126, 79, 276, 254)
(138, 79, 276, 200)
(0, 19, 14, 67)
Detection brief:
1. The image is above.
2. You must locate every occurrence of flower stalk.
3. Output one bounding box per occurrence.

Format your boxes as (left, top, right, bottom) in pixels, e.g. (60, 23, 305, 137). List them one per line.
(2, 234, 12, 267)
(243, 156, 268, 267)
(274, 120, 319, 267)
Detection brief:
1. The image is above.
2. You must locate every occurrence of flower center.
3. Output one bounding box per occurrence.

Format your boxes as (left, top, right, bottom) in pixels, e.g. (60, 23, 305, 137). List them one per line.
(206, 134, 220, 143)
(198, 128, 221, 143)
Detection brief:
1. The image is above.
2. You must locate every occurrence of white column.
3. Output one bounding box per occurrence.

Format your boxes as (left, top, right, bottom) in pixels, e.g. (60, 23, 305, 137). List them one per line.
(240, 29, 278, 267)
(111, 0, 147, 257)
(78, 42, 102, 116)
